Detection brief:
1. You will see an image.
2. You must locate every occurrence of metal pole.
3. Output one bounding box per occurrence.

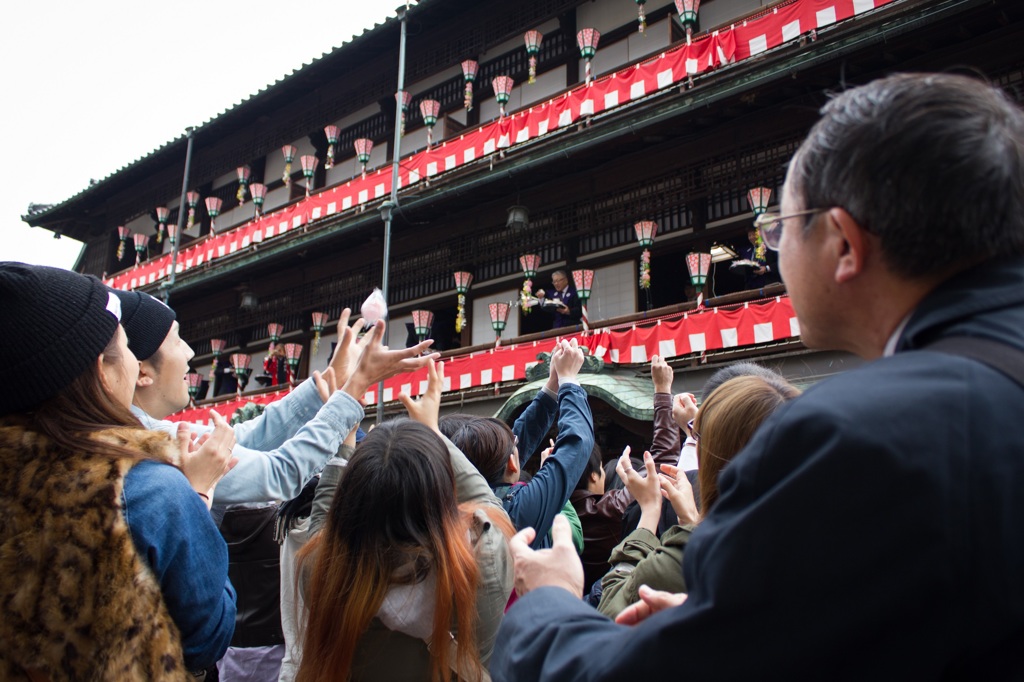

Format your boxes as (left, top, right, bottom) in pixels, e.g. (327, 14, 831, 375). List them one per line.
(161, 126, 196, 305)
(377, 3, 409, 423)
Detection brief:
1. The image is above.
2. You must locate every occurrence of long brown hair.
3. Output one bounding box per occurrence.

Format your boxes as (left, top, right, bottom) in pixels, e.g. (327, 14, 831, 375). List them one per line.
(696, 375, 800, 513)
(22, 328, 146, 462)
(296, 420, 487, 682)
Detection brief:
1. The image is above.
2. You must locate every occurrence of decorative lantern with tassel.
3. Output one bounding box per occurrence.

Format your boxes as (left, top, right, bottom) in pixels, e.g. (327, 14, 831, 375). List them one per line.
(747, 187, 772, 216)
(186, 191, 200, 231)
(686, 252, 712, 288)
(116, 226, 130, 260)
(519, 254, 540, 314)
(412, 310, 434, 342)
(354, 139, 372, 178)
(236, 166, 251, 205)
(267, 323, 283, 354)
(230, 353, 252, 397)
(155, 207, 169, 244)
(577, 29, 601, 85)
(461, 60, 478, 111)
(281, 145, 297, 186)
(635, 221, 657, 309)
(397, 91, 411, 136)
(454, 271, 473, 333)
(209, 338, 226, 386)
(324, 126, 340, 169)
(524, 31, 543, 84)
(492, 76, 514, 118)
(420, 100, 441, 147)
(636, 0, 648, 33)
(133, 233, 148, 265)
(488, 302, 510, 343)
(186, 372, 202, 407)
(283, 343, 303, 384)
(205, 197, 223, 234)
(300, 155, 318, 197)
(167, 223, 179, 247)
(250, 183, 267, 218)
(572, 269, 595, 330)
(674, 0, 701, 44)
(310, 311, 328, 357)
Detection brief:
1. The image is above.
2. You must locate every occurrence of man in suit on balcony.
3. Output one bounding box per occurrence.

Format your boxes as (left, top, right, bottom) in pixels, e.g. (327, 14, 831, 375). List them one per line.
(535, 269, 583, 329)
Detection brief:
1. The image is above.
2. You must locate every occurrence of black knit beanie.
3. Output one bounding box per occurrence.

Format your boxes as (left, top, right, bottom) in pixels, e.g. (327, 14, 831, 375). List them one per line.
(0, 262, 121, 415)
(111, 289, 176, 361)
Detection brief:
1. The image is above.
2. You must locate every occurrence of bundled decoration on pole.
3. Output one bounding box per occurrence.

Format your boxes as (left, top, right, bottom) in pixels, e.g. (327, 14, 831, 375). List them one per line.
(236, 166, 251, 205)
(186, 372, 202, 408)
(300, 155, 318, 197)
(116, 226, 130, 260)
(674, 0, 701, 44)
(230, 353, 252, 398)
(412, 310, 434, 343)
(453, 271, 473, 333)
(283, 343, 303, 384)
(310, 311, 328, 357)
(209, 338, 226, 386)
(324, 125, 340, 169)
(205, 197, 223, 234)
(281, 145, 297, 186)
(576, 29, 601, 85)
(747, 186, 772, 259)
(155, 206, 169, 244)
(636, 0, 648, 33)
(635, 220, 657, 309)
(519, 253, 540, 314)
(492, 76, 514, 118)
(186, 191, 200, 231)
(572, 269, 594, 330)
(488, 302, 510, 344)
(249, 183, 267, 218)
(420, 99, 441, 147)
(524, 30, 543, 84)
(461, 59, 478, 111)
(354, 139, 373, 179)
(397, 91, 411, 136)
(133, 233, 149, 266)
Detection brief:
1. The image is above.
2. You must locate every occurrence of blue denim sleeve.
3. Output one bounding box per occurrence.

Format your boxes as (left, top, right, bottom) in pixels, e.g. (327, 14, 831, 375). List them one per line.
(507, 383, 594, 548)
(512, 389, 559, 468)
(231, 378, 323, 451)
(122, 461, 237, 670)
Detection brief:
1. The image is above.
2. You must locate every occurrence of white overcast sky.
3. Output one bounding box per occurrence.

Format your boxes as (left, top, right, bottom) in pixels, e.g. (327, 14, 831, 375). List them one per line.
(1, 0, 397, 270)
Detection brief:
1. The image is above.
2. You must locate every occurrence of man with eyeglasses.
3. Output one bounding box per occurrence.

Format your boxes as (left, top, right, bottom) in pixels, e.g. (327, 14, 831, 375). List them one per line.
(490, 72, 1024, 678)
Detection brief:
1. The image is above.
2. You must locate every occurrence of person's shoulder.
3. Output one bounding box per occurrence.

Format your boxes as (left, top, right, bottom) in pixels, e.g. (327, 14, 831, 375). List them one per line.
(124, 459, 194, 502)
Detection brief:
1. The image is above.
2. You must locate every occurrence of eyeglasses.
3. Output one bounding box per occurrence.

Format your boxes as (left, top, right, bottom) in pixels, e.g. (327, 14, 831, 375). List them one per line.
(754, 208, 828, 251)
(687, 419, 700, 443)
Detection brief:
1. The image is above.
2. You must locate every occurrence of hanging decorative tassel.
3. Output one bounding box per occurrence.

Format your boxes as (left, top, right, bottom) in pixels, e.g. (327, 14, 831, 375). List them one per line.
(186, 191, 200, 231)
(116, 226, 130, 260)
(236, 166, 251, 205)
(324, 126, 340, 170)
(636, 0, 647, 33)
(282, 145, 297, 186)
(461, 60, 478, 111)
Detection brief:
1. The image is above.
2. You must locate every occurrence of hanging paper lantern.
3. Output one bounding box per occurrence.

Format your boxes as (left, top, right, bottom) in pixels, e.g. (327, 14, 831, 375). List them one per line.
(412, 310, 435, 342)
(132, 233, 149, 265)
(519, 254, 541, 279)
(674, 0, 701, 43)
(310, 311, 328, 357)
(453, 271, 473, 333)
(636, 0, 648, 33)
(576, 29, 601, 85)
(572, 269, 595, 330)
(420, 99, 441, 147)
(353, 139, 372, 178)
(324, 125, 340, 169)
(186, 372, 203, 407)
(488, 302, 510, 341)
(116, 226, 130, 260)
(300, 155, 318, 197)
(282, 145, 298, 186)
(461, 59, 479, 111)
(267, 323, 284, 353)
(186, 191, 200, 231)
(154, 206, 169, 244)
(747, 186, 772, 215)
(230, 353, 252, 397)
(167, 223, 179, 247)
(634, 220, 658, 248)
(250, 183, 267, 218)
(283, 343, 303, 384)
(205, 196, 223, 234)
(209, 338, 227, 386)
(686, 251, 712, 287)
(492, 76, 514, 118)
(518, 254, 541, 315)
(396, 91, 412, 136)
(236, 165, 251, 205)
(524, 30, 543, 84)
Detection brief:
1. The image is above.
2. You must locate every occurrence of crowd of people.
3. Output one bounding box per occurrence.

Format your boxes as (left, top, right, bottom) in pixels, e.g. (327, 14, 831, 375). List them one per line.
(2, 71, 1023, 680)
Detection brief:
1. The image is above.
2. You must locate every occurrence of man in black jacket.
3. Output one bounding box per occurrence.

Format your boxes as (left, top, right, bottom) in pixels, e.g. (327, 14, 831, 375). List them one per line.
(491, 73, 1024, 679)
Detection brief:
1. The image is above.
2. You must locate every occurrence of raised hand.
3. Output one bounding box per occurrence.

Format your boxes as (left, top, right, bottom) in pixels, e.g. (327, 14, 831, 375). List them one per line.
(551, 338, 585, 380)
(651, 355, 674, 394)
(508, 514, 585, 598)
(311, 368, 337, 404)
(671, 393, 698, 436)
(659, 463, 699, 525)
(178, 410, 238, 508)
(616, 447, 662, 533)
(328, 308, 367, 390)
(342, 319, 439, 400)
(398, 359, 444, 433)
(614, 585, 688, 626)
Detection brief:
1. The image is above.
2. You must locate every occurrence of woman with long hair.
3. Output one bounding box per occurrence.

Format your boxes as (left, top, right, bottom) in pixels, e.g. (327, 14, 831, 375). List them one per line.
(297, 360, 513, 682)
(597, 372, 800, 619)
(0, 263, 237, 680)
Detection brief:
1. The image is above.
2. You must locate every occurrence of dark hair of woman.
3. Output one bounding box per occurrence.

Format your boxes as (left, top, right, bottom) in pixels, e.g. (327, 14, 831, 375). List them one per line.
(298, 419, 507, 682)
(439, 414, 516, 487)
(695, 375, 800, 513)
